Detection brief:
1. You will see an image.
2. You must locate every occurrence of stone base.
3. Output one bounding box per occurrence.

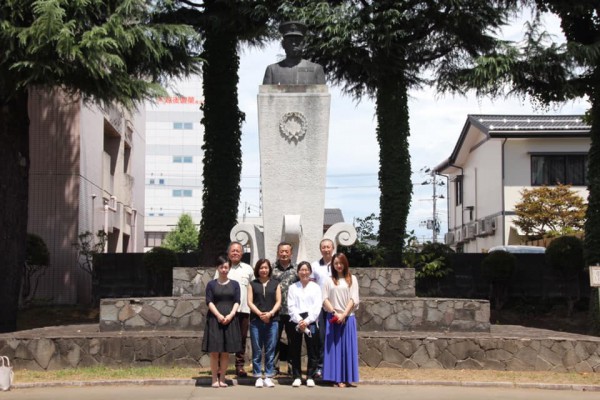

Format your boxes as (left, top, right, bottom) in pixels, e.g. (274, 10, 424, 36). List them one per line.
(358, 298, 490, 332)
(1, 325, 599, 372)
(99, 297, 206, 332)
(99, 296, 488, 333)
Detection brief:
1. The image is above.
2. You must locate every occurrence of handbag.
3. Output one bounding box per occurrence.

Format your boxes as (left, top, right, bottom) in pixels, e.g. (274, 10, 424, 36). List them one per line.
(0, 356, 14, 391)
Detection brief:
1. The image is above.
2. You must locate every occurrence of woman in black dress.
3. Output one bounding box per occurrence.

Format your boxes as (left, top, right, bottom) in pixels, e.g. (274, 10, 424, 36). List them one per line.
(202, 256, 243, 388)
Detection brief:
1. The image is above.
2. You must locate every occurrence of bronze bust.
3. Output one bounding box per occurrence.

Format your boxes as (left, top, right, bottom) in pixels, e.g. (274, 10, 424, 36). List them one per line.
(263, 21, 325, 85)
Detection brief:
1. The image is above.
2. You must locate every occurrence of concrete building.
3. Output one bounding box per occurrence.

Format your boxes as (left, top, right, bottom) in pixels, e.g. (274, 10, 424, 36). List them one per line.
(143, 77, 204, 251)
(434, 114, 590, 253)
(28, 89, 145, 304)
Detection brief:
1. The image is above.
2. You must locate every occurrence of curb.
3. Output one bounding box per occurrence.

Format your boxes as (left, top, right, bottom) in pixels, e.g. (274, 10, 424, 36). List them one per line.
(11, 378, 600, 392)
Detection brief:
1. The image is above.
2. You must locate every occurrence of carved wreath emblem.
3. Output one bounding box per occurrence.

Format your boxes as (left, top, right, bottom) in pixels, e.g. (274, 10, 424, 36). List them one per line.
(279, 111, 307, 142)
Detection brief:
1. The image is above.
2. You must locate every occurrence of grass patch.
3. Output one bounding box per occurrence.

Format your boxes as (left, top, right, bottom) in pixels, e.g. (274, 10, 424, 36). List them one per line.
(14, 366, 600, 385)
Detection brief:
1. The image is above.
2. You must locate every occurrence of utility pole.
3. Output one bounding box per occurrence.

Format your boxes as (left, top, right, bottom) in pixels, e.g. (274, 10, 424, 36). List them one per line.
(420, 167, 444, 243)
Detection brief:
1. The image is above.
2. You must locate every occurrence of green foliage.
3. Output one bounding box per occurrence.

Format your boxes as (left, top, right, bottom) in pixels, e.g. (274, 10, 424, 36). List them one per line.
(482, 251, 516, 283)
(482, 250, 516, 310)
(514, 185, 587, 240)
(143, 247, 179, 274)
(545, 235, 585, 317)
(340, 213, 385, 267)
(143, 246, 179, 295)
(413, 242, 454, 296)
(21, 233, 50, 306)
(545, 235, 584, 278)
(276, 1, 518, 263)
(163, 213, 199, 253)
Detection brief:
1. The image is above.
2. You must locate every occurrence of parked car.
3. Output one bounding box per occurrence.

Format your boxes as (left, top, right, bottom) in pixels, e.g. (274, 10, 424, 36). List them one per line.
(488, 245, 546, 254)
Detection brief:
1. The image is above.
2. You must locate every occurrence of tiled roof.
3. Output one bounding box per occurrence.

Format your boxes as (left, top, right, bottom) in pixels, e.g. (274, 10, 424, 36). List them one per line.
(324, 208, 344, 226)
(469, 114, 590, 136)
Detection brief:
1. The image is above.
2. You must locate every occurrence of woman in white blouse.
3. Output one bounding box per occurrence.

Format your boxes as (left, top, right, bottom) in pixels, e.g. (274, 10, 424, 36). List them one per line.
(322, 253, 359, 387)
(287, 261, 322, 387)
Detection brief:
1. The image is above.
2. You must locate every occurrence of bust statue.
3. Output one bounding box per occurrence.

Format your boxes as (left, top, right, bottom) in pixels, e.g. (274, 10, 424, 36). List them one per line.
(263, 21, 325, 85)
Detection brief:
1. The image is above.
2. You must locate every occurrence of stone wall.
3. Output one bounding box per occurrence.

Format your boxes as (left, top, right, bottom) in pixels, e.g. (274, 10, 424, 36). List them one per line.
(172, 267, 415, 298)
(2, 327, 598, 372)
(357, 298, 489, 332)
(99, 298, 206, 332)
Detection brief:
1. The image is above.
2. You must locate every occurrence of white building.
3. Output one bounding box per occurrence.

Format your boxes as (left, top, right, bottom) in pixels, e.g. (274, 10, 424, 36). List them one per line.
(144, 76, 204, 250)
(434, 114, 590, 253)
(28, 89, 145, 304)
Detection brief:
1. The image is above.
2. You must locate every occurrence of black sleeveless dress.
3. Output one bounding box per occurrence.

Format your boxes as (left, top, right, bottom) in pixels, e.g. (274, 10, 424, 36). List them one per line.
(201, 279, 243, 353)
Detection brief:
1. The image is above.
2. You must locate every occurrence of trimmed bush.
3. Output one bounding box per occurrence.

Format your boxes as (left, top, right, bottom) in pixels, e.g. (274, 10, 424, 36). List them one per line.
(482, 250, 516, 310)
(143, 247, 179, 295)
(545, 236, 584, 278)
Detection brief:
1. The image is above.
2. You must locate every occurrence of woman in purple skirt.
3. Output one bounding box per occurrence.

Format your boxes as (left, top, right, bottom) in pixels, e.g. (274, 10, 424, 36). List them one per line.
(321, 253, 360, 387)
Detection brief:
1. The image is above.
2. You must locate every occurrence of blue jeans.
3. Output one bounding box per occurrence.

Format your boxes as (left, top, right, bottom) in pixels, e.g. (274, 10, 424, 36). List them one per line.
(250, 318, 279, 377)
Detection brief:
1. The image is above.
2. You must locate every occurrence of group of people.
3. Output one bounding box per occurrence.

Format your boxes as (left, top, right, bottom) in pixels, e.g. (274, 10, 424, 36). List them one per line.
(201, 239, 360, 389)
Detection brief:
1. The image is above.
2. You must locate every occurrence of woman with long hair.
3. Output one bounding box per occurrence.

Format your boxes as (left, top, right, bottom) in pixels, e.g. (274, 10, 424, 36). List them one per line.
(287, 261, 322, 387)
(247, 259, 281, 388)
(322, 253, 359, 387)
(202, 255, 242, 388)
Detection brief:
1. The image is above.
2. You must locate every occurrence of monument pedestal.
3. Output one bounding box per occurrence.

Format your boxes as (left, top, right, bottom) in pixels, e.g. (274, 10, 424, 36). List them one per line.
(257, 85, 331, 262)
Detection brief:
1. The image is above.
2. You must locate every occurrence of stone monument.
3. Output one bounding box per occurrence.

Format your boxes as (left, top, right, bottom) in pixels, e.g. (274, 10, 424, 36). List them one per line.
(230, 21, 356, 263)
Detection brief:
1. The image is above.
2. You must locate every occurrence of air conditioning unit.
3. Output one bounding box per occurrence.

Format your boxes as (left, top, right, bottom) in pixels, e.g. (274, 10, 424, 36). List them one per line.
(445, 232, 455, 245)
(484, 217, 497, 235)
(465, 223, 476, 240)
(476, 219, 488, 237)
(455, 228, 463, 243)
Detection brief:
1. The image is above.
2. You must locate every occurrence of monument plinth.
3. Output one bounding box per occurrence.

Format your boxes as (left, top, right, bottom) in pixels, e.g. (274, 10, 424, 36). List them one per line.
(257, 84, 331, 262)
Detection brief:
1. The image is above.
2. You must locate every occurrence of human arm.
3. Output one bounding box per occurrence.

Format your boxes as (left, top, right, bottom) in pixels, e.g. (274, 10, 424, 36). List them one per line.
(287, 284, 301, 324)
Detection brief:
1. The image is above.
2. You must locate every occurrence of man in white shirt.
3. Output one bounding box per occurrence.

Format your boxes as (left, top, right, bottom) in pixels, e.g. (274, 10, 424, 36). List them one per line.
(310, 238, 335, 379)
(214, 241, 254, 377)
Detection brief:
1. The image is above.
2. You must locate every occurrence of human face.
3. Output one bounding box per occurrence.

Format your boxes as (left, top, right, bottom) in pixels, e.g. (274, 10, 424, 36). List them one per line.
(282, 35, 303, 58)
(277, 245, 292, 265)
(298, 264, 311, 283)
(217, 262, 230, 279)
(320, 240, 334, 261)
(258, 262, 270, 280)
(228, 243, 243, 265)
(333, 258, 344, 274)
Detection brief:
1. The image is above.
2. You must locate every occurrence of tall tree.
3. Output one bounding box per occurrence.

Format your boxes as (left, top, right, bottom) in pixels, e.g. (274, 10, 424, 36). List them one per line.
(279, 1, 519, 264)
(0, 0, 200, 332)
(163, 213, 199, 253)
(162, 1, 280, 265)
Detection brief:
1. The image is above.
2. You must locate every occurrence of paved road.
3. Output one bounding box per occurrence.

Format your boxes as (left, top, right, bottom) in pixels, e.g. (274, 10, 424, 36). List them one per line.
(5, 384, 599, 400)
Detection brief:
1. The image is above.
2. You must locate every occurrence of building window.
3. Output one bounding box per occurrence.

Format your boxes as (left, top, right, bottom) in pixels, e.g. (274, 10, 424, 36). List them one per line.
(454, 176, 463, 206)
(145, 232, 166, 248)
(173, 189, 192, 197)
(173, 155, 193, 163)
(159, 178, 165, 185)
(173, 122, 194, 130)
(149, 179, 155, 184)
(531, 154, 588, 186)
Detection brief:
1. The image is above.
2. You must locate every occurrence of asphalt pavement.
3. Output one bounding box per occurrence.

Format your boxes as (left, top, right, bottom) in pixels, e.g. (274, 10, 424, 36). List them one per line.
(5, 383, 600, 400)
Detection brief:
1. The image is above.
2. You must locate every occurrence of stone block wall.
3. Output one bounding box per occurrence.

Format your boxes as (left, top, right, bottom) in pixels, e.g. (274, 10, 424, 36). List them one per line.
(357, 298, 490, 332)
(99, 298, 206, 332)
(172, 267, 415, 298)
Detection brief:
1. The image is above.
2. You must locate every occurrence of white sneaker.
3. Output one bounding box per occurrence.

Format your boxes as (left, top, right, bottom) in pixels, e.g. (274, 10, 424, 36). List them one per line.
(292, 378, 302, 387)
(263, 377, 275, 388)
(306, 378, 315, 387)
(255, 377, 264, 388)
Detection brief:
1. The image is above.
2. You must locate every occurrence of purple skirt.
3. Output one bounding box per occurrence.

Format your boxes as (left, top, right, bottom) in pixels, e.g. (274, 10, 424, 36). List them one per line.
(323, 314, 359, 383)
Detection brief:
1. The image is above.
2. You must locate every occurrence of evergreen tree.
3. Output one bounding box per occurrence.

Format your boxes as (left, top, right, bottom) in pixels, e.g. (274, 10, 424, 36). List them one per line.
(163, 213, 199, 253)
(0, 0, 200, 332)
(278, 1, 519, 264)
(160, 0, 281, 265)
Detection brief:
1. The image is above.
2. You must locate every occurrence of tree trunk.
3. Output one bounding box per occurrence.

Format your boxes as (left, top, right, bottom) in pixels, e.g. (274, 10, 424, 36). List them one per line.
(198, 2, 244, 266)
(0, 90, 30, 332)
(376, 76, 412, 266)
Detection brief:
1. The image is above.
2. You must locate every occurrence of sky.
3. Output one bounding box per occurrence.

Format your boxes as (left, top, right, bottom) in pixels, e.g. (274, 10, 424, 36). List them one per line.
(234, 11, 589, 243)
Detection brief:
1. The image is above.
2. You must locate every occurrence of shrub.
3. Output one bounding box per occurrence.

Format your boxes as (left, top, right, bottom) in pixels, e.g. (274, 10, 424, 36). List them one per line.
(545, 236, 584, 316)
(143, 247, 179, 296)
(414, 242, 454, 296)
(481, 250, 516, 310)
(22, 234, 50, 306)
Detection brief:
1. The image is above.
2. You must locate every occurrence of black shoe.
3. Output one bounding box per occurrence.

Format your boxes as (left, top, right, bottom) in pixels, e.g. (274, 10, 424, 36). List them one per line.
(236, 369, 248, 378)
(313, 369, 322, 380)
